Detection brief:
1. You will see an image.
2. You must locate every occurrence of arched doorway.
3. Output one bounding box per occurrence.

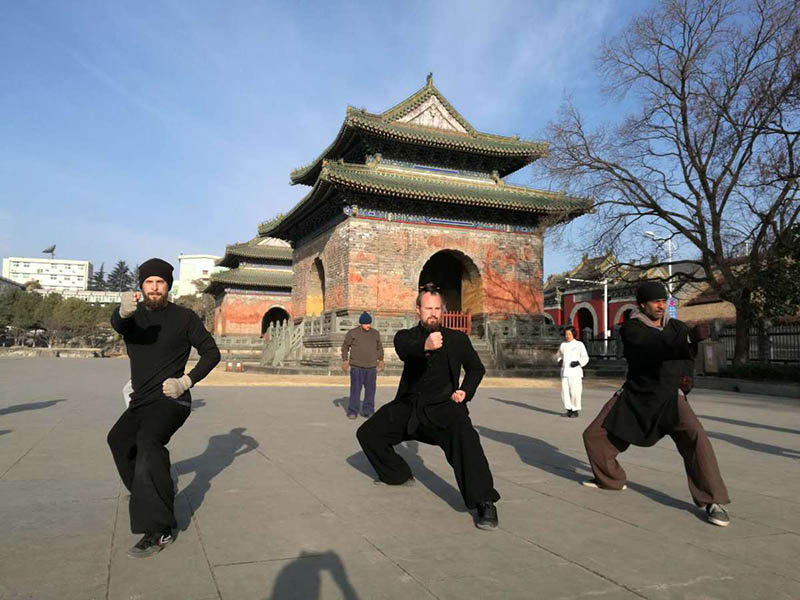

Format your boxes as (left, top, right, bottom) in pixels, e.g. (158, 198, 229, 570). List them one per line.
(574, 307, 595, 339)
(418, 250, 482, 314)
(261, 307, 290, 335)
(306, 258, 325, 316)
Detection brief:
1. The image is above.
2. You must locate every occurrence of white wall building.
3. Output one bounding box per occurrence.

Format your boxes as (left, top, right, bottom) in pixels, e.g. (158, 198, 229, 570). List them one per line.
(171, 254, 221, 297)
(37, 288, 122, 305)
(2, 257, 92, 291)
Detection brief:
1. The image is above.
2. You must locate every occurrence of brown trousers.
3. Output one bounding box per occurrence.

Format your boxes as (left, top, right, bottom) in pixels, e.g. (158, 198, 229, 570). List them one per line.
(583, 394, 730, 506)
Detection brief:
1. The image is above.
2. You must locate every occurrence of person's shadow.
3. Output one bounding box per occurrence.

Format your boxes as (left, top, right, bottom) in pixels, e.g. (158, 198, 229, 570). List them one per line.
(332, 397, 349, 415)
(346, 440, 467, 512)
(0, 429, 11, 436)
(266, 550, 359, 600)
(0, 399, 66, 415)
(706, 430, 800, 460)
(191, 399, 207, 410)
(475, 425, 590, 482)
(174, 427, 259, 529)
(475, 425, 701, 518)
(489, 397, 562, 416)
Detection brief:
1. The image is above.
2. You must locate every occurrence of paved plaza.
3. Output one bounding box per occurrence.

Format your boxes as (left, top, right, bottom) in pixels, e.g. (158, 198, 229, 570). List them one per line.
(1, 358, 798, 600)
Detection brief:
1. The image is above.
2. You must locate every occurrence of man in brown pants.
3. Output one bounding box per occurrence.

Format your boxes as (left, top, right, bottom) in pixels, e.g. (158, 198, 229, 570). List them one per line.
(582, 281, 731, 527)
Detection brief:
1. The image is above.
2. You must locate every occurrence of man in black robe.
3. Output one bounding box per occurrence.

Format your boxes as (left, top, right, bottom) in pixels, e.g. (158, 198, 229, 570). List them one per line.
(582, 281, 731, 526)
(356, 283, 500, 529)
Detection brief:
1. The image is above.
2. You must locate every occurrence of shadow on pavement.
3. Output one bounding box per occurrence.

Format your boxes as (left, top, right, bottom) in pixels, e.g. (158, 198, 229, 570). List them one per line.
(707, 430, 799, 459)
(476, 425, 705, 519)
(346, 441, 467, 513)
(333, 397, 349, 415)
(489, 397, 562, 416)
(476, 425, 589, 483)
(174, 427, 259, 530)
(0, 399, 66, 416)
(0, 429, 11, 436)
(191, 398, 206, 410)
(698, 414, 800, 436)
(266, 550, 359, 600)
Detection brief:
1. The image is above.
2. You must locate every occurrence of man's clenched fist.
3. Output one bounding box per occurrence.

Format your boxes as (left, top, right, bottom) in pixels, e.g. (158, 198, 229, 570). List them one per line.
(451, 390, 466, 403)
(424, 331, 443, 352)
(689, 323, 710, 343)
(163, 374, 192, 399)
(119, 291, 141, 318)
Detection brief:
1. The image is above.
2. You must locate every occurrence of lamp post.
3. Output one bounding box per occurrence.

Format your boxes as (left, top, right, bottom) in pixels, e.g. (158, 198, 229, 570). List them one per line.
(566, 277, 609, 355)
(645, 231, 673, 294)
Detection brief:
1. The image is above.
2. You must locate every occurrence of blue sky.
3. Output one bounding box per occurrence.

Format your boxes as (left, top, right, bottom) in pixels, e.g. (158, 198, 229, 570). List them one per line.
(0, 0, 654, 279)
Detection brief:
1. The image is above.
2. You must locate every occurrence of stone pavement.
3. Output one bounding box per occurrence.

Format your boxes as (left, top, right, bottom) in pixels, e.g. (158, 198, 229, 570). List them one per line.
(1, 358, 798, 600)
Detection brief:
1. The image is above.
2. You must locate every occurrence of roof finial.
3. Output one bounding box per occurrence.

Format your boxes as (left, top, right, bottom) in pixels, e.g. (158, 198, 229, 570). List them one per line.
(426, 72, 433, 87)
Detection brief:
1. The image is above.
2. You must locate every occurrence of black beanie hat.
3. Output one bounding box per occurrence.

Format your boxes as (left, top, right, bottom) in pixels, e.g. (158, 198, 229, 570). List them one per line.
(359, 311, 372, 324)
(636, 281, 668, 304)
(138, 258, 174, 289)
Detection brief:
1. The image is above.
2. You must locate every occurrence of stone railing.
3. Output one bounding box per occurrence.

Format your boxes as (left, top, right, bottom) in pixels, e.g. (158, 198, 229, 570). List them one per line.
(487, 315, 562, 369)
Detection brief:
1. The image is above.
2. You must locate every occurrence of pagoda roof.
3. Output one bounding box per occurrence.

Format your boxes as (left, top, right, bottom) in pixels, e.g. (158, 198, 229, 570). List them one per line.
(204, 267, 292, 295)
(290, 75, 547, 185)
(217, 239, 292, 268)
(261, 160, 591, 239)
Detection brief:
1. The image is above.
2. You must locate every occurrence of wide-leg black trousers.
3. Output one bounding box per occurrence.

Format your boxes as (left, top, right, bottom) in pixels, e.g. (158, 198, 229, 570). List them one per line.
(356, 400, 500, 509)
(107, 397, 190, 534)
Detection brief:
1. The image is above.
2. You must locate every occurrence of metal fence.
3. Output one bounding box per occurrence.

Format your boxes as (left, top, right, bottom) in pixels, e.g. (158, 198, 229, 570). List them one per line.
(717, 324, 800, 363)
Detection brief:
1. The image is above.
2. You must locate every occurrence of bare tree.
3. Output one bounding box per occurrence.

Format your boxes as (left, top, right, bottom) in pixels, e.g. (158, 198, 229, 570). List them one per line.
(542, 0, 800, 364)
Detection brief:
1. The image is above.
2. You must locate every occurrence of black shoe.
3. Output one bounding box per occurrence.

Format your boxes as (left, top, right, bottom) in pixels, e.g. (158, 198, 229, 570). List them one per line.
(373, 476, 415, 487)
(360, 411, 373, 418)
(128, 528, 173, 558)
(561, 410, 573, 418)
(476, 501, 498, 530)
(569, 411, 580, 418)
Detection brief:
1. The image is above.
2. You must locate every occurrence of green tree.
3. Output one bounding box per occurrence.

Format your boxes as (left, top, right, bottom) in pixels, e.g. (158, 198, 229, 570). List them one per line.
(35, 293, 65, 347)
(11, 291, 42, 345)
(90, 263, 107, 291)
(107, 260, 135, 292)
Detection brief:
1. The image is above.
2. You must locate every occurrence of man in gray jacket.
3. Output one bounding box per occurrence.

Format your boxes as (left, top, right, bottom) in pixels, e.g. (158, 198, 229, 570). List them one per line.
(341, 312, 384, 419)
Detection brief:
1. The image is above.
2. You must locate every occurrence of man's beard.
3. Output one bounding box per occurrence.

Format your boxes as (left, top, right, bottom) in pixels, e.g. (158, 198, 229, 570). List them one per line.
(144, 292, 168, 310)
(422, 317, 440, 332)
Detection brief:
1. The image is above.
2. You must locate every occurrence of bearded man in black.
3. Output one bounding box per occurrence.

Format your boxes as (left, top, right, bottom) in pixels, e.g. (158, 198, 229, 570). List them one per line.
(582, 281, 731, 527)
(107, 258, 220, 557)
(356, 283, 500, 529)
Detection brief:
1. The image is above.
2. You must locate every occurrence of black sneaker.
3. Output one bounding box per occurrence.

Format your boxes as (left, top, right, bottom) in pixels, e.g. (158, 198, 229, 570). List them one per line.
(561, 410, 573, 418)
(706, 503, 730, 527)
(128, 528, 173, 558)
(360, 411, 373, 418)
(569, 411, 580, 418)
(476, 501, 498, 530)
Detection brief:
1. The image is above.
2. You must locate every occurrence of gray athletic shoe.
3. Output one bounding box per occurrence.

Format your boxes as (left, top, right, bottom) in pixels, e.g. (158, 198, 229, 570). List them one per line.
(127, 529, 173, 558)
(706, 503, 730, 527)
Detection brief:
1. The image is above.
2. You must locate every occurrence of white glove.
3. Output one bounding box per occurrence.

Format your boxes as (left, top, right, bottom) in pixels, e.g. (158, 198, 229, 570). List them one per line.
(163, 374, 192, 399)
(119, 291, 140, 318)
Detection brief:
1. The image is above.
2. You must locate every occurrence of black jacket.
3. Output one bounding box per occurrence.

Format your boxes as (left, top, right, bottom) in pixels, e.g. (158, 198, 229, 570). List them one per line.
(393, 324, 485, 429)
(603, 316, 695, 446)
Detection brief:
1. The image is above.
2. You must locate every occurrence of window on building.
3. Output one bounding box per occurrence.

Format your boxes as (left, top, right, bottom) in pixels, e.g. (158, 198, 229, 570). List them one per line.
(23, 263, 30, 268)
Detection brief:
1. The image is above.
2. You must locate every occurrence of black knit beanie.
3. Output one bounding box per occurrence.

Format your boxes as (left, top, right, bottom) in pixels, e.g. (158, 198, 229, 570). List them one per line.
(636, 281, 668, 304)
(138, 258, 174, 289)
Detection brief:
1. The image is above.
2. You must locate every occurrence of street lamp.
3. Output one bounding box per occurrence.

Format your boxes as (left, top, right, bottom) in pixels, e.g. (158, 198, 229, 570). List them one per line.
(565, 277, 609, 355)
(645, 231, 673, 294)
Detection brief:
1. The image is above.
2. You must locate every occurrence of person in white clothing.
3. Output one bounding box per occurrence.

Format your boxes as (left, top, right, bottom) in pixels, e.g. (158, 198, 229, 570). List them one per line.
(555, 327, 589, 418)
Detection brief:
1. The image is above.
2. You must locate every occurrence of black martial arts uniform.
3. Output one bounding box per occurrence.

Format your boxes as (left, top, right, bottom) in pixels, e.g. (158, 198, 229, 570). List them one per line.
(107, 302, 220, 533)
(357, 324, 499, 509)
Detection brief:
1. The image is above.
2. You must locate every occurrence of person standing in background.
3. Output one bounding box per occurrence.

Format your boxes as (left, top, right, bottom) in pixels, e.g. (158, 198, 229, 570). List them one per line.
(341, 312, 384, 419)
(556, 326, 589, 418)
